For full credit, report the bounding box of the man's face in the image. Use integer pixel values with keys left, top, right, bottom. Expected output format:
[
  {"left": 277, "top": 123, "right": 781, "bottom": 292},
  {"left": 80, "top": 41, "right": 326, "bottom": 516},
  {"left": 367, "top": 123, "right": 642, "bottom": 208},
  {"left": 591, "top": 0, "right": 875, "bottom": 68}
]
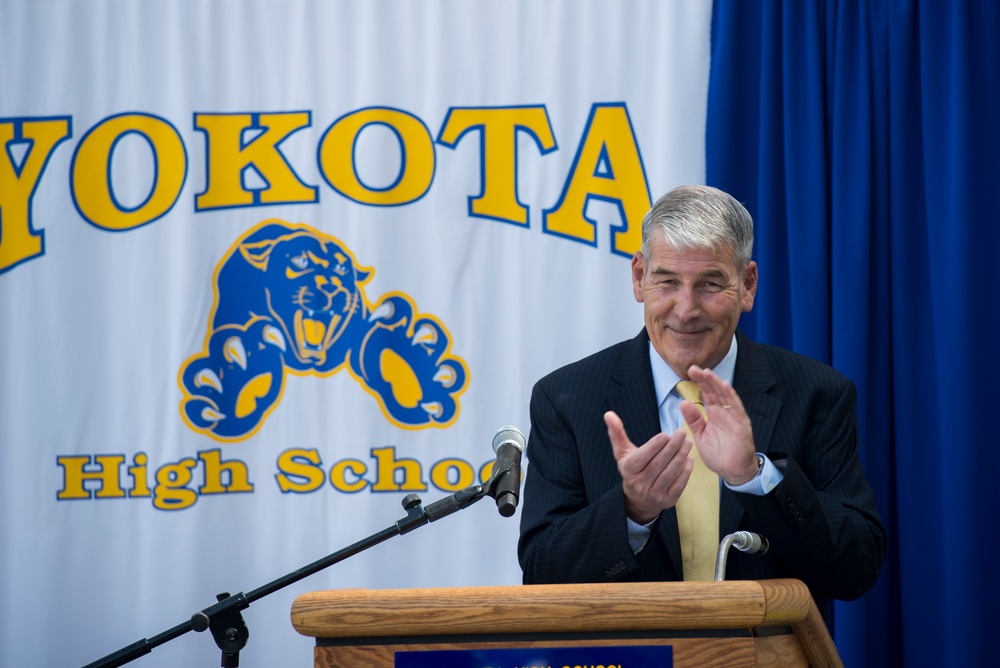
[{"left": 632, "top": 234, "right": 757, "bottom": 379}]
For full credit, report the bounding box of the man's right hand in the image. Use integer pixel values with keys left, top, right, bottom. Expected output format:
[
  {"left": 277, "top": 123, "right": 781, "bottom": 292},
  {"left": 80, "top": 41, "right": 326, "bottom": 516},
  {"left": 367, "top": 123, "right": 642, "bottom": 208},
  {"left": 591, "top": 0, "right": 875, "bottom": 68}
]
[{"left": 604, "top": 410, "right": 694, "bottom": 524}]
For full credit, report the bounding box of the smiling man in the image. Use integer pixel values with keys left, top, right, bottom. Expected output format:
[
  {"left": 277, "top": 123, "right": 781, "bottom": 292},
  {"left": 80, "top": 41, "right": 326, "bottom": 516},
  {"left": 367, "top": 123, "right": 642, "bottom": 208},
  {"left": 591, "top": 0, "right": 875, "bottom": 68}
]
[{"left": 517, "top": 185, "right": 885, "bottom": 620}]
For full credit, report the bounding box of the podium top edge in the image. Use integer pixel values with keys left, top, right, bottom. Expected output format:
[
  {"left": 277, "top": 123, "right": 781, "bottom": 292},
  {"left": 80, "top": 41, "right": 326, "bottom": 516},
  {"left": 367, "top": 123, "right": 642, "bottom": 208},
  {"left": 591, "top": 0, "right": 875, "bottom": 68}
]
[{"left": 290, "top": 579, "right": 812, "bottom": 639}]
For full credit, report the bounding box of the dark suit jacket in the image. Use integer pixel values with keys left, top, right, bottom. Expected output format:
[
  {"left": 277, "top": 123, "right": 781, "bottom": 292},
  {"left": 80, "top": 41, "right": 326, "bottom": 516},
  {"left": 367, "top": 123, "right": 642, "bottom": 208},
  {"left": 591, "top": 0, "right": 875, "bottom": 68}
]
[{"left": 518, "top": 328, "right": 886, "bottom": 611}]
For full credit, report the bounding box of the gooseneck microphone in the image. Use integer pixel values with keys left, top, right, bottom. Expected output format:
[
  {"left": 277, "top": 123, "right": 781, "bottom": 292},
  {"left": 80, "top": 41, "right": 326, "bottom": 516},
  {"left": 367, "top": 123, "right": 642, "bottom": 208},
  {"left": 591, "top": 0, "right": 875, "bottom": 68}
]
[
  {"left": 490, "top": 425, "right": 525, "bottom": 517},
  {"left": 731, "top": 530, "right": 769, "bottom": 555},
  {"left": 715, "top": 531, "right": 769, "bottom": 581}
]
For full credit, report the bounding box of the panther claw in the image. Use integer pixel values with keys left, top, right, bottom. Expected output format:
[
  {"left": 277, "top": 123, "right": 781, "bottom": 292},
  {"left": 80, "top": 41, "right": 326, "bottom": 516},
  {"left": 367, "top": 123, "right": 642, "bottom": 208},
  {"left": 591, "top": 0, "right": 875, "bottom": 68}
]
[
  {"left": 223, "top": 337, "right": 248, "bottom": 370},
  {"left": 200, "top": 406, "right": 226, "bottom": 423},
  {"left": 369, "top": 300, "right": 396, "bottom": 322},
  {"left": 194, "top": 369, "right": 223, "bottom": 393},
  {"left": 432, "top": 366, "right": 457, "bottom": 388},
  {"left": 412, "top": 323, "right": 438, "bottom": 346},
  {"left": 263, "top": 325, "right": 286, "bottom": 351},
  {"left": 420, "top": 401, "right": 444, "bottom": 418}
]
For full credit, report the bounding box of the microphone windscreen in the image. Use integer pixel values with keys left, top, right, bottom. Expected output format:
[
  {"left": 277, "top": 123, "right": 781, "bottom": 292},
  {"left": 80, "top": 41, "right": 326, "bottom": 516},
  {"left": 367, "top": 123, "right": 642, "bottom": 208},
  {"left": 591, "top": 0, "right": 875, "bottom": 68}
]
[{"left": 492, "top": 425, "right": 525, "bottom": 453}]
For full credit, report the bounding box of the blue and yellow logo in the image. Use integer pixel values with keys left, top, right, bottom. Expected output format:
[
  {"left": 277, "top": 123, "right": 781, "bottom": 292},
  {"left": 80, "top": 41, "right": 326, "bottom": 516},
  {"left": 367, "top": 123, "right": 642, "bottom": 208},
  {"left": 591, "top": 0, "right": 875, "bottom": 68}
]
[{"left": 179, "top": 220, "right": 468, "bottom": 440}]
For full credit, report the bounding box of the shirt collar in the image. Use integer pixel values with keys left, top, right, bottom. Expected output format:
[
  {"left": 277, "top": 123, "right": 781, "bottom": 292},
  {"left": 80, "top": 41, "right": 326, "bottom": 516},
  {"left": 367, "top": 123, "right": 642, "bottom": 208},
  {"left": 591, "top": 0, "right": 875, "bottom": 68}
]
[{"left": 649, "top": 334, "right": 739, "bottom": 407}]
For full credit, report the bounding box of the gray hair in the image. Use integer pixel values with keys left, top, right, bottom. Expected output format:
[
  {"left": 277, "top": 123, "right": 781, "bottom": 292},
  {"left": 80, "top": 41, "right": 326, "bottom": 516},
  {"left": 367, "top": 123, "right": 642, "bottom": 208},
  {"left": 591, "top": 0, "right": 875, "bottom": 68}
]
[{"left": 640, "top": 184, "right": 754, "bottom": 269}]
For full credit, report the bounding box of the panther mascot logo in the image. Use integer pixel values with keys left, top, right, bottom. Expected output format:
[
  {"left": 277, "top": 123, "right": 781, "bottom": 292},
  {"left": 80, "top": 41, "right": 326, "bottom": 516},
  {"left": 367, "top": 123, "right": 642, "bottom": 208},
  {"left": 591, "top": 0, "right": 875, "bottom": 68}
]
[{"left": 179, "top": 220, "right": 468, "bottom": 441}]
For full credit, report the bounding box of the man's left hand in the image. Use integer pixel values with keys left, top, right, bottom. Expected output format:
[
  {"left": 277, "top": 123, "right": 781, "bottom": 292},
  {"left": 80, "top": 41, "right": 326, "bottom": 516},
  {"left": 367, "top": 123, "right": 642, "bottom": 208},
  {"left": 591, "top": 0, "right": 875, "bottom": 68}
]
[{"left": 681, "top": 365, "right": 760, "bottom": 485}]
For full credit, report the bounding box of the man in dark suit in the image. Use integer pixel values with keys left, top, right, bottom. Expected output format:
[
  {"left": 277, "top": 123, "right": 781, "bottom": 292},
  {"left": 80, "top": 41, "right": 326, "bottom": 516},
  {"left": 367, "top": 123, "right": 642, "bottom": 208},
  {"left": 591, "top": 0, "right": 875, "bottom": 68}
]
[{"left": 518, "top": 185, "right": 885, "bottom": 614}]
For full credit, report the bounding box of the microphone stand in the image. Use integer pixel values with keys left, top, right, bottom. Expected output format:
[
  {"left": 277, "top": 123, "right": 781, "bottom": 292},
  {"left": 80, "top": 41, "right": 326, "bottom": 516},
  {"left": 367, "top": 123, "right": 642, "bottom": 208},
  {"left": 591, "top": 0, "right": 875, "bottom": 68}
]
[
  {"left": 82, "top": 477, "right": 503, "bottom": 668},
  {"left": 714, "top": 532, "right": 741, "bottom": 581}
]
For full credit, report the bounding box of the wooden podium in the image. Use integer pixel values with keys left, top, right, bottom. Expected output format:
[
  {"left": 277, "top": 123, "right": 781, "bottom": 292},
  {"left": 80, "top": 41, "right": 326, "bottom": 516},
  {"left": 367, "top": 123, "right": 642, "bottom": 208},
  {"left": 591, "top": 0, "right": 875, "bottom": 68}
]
[{"left": 291, "top": 578, "right": 842, "bottom": 667}]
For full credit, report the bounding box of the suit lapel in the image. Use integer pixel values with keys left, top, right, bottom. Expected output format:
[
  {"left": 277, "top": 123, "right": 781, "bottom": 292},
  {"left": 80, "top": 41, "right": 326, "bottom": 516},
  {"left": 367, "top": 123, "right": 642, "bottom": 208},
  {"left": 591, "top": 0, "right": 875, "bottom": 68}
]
[{"left": 607, "top": 330, "right": 661, "bottom": 445}]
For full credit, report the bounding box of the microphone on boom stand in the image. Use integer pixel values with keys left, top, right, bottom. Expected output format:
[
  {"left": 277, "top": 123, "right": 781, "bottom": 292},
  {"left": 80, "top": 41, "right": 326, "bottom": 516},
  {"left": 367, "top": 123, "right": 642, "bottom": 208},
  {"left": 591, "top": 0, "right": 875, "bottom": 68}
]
[{"left": 488, "top": 425, "right": 525, "bottom": 517}]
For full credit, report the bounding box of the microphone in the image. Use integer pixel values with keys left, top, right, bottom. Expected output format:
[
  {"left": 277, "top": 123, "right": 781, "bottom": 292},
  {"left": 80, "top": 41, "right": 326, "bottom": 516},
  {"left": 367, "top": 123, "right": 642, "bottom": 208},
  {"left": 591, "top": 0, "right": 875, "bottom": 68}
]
[
  {"left": 490, "top": 425, "right": 525, "bottom": 517},
  {"left": 714, "top": 531, "right": 769, "bottom": 581}
]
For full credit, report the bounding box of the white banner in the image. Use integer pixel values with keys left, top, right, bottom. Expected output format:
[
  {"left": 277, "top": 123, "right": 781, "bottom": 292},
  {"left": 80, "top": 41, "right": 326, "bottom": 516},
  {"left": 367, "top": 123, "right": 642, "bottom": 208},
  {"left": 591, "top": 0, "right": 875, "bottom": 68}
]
[{"left": 0, "top": 1, "right": 712, "bottom": 666}]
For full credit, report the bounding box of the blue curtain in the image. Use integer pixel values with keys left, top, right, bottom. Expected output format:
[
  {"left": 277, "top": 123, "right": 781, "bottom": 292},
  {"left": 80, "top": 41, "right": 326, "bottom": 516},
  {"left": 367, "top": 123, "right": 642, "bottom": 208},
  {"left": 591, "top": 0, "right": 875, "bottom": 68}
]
[{"left": 707, "top": 1, "right": 1000, "bottom": 665}]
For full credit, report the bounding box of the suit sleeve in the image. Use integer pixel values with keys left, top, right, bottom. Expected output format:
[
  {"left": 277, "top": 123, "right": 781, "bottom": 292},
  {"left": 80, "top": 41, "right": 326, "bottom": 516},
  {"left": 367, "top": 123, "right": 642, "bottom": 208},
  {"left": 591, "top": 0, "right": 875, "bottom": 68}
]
[
  {"left": 735, "top": 377, "right": 886, "bottom": 600},
  {"left": 517, "top": 380, "right": 645, "bottom": 584}
]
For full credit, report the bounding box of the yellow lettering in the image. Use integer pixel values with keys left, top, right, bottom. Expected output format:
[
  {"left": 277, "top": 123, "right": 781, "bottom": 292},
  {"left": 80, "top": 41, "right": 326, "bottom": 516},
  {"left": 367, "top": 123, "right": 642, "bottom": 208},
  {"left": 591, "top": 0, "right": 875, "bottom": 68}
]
[
  {"left": 0, "top": 117, "right": 71, "bottom": 274},
  {"left": 370, "top": 446, "right": 426, "bottom": 492},
  {"left": 429, "top": 458, "right": 476, "bottom": 492},
  {"left": 153, "top": 458, "right": 198, "bottom": 510},
  {"left": 56, "top": 454, "right": 126, "bottom": 499},
  {"left": 330, "top": 459, "right": 369, "bottom": 493},
  {"left": 59, "top": 450, "right": 506, "bottom": 506},
  {"left": 319, "top": 107, "right": 434, "bottom": 206},
  {"left": 128, "top": 452, "right": 151, "bottom": 498},
  {"left": 275, "top": 448, "right": 326, "bottom": 493},
  {"left": 71, "top": 113, "right": 186, "bottom": 231},
  {"left": 479, "top": 460, "right": 495, "bottom": 485},
  {"left": 437, "top": 106, "right": 556, "bottom": 225},
  {"left": 544, "top": 103, "right": 650, "bottom": 256},
  {"left": 198, "top": 449, "right": 254, "bottom": 494},
  {"left": 195, "top": 111, "right": 317, "bottom": 210}
]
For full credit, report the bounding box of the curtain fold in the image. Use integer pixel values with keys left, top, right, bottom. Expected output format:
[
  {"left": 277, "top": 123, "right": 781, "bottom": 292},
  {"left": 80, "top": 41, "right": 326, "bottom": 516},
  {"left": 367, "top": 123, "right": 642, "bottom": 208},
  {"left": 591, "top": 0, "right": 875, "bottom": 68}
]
[{"left": 707, "top": 1, "right": 999, "bottom": 665}]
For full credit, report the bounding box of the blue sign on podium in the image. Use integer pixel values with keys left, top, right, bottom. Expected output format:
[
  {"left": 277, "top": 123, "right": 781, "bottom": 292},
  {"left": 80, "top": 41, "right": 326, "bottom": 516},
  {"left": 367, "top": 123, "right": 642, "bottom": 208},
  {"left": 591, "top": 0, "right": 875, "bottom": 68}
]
[{"left": 395, "top": 645, "right": 673, "bottom": 667}]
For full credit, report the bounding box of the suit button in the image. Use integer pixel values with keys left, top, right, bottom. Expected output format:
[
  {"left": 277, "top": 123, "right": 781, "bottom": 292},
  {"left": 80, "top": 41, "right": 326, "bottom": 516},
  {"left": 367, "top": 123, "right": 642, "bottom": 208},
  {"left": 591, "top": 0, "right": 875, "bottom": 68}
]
[{"left": 604, "top": 560, "right": 626, "bottom": 579}]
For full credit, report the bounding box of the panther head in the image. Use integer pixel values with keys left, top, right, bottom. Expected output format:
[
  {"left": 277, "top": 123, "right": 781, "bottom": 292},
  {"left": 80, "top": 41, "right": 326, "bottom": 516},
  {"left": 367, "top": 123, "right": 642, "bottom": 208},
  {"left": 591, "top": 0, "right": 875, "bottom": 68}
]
[{"left": 236, "top": 229, "right": 372, "bottom": 367}]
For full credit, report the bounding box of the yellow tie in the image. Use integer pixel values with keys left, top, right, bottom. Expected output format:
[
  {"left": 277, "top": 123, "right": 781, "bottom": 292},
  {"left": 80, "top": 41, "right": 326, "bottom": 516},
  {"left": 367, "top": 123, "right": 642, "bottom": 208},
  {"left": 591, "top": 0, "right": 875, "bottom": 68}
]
[{"left": 673, "top": 380, "right": 720, "bottom": 581}]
